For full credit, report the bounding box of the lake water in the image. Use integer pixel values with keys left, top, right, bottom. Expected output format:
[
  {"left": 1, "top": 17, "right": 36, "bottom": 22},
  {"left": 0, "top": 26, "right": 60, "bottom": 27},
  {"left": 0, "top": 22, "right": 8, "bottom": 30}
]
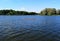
[{"left": 0, "top": 15, "right": 60, "bottom": 41}]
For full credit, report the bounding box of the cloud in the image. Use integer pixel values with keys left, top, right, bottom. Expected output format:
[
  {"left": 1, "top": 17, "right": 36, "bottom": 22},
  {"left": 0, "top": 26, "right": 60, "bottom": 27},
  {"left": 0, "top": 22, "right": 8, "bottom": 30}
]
[
  {"left": 17, "top": 7, "right": 39, "bottom": 12},
  {"left": 19, "top": 7, "right": 29, "bottom": 11},
  {"left": 20, "top": 7, "right": 26, "bottom": 11}
]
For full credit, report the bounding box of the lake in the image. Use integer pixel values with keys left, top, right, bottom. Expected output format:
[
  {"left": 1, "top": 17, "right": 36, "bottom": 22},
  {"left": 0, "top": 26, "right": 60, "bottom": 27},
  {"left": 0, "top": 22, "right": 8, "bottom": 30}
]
[{"left": 0, "top": 15, "right": 60, "bottom": 41}]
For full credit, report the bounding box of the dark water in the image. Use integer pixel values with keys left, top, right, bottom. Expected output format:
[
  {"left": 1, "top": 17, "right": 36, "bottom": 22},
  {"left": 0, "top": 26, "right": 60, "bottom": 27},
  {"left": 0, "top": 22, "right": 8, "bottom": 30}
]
[{"left": 0, "top": 15, "right": 60, "bottom": 41}]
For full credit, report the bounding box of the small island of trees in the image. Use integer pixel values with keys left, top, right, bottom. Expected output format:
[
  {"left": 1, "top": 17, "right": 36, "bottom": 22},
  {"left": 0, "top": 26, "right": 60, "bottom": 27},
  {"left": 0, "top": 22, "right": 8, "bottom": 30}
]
[
  {"left": 40, "top": 8, "right": 60, "bottom": 15},
  {"left": 0, "top": 8, "right": 60, "bottom": 15}
]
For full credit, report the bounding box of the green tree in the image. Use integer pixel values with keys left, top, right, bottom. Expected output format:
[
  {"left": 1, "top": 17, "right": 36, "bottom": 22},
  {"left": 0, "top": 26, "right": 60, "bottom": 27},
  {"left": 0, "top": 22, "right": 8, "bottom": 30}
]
[
  {"left": 29, "top": 12, "right": 38, "bottom": 15},
  {"left": 40, "top": 8, "right": 56, "bottom": 15},
  {"left": 40, "top": 8, "right": 47, "bottom": 15},
  {"left": 56, "top": 9, "right": 60, "bottom": 15}
]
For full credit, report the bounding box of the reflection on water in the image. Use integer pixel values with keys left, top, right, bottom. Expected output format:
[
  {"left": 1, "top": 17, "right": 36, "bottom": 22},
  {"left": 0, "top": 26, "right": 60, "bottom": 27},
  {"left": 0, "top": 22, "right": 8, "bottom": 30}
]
[{"left": 0, "top": 16, "right": 60, "bottom": 41}]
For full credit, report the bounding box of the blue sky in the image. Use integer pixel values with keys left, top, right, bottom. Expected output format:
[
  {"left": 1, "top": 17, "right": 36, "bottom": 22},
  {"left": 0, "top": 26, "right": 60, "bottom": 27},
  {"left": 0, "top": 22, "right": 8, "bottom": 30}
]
[{"left": 0, "top": 0, "right": 60, "bottom": 12}]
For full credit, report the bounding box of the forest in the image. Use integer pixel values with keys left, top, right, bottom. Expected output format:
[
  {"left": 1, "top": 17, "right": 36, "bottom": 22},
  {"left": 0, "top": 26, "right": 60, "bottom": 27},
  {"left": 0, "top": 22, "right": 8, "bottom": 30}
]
[
  {"left": 40, "top": 8, "right": 60, "bottom": 15},
  {"left": 0, "top": 9, "right": 37, "bottom": 15},
  {"left": 0, "top": 8, "right": 60, "bottom": 15}
]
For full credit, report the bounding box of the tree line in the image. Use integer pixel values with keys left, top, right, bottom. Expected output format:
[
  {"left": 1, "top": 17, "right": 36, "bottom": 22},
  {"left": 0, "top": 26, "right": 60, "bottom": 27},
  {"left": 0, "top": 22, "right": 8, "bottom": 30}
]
[
  {"left": 0, "top": 8, "right": 60, "bottom": 15},
  {"left": 40, "top": 8, "right": 60, "bottom": 15},
  {"left": 0, "top": 9, "right": 38, "bottom": 15}
]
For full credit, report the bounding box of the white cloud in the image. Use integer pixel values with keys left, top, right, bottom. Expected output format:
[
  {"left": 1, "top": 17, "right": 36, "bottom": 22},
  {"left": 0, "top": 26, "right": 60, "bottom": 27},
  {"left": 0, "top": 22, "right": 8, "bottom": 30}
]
[
  {"left": 17, "top": 7, "right": 39, "bottom": 13},
  {"left": 20, "top": 7, "right": 26, "bottom": 11}
]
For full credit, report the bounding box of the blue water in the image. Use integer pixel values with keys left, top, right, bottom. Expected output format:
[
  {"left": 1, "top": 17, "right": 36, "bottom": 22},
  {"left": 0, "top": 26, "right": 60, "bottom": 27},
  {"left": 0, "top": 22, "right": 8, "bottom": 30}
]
[{"left": 0, "top": 16, "right": 60, "bottom": 41}]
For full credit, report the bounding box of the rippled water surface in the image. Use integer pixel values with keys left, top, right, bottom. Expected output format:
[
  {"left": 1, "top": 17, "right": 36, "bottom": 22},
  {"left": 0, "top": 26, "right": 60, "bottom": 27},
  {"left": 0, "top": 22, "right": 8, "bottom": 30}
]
[{"left": 0, "top": 16, "right": 60, "bottom": 41}]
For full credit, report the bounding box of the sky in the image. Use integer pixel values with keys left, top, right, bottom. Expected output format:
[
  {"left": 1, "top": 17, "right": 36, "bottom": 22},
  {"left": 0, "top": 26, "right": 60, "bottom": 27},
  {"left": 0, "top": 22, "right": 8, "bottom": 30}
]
[{"left": 0, "top": 0, "right": 60, "bottom": 12}]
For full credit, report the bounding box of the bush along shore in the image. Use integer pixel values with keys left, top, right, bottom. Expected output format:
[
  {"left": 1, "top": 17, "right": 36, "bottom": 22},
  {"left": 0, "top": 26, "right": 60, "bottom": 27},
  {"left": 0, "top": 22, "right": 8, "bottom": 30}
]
[{"left": 0, "top": 8, "right": 60, "bottom": 15}]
